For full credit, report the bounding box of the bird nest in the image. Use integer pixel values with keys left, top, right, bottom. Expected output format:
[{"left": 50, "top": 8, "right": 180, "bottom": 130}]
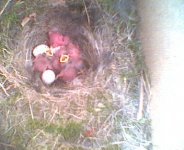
[
  {"left": 15, "top": 5, "right": 101, "bottom": 94},
  {"left": 12, "top": 1, "right": 115, "bottom": 121}
]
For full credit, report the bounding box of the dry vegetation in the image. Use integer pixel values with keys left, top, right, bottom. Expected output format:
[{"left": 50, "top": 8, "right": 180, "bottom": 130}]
[{"left": 0, "top": 0, "right": 151, "bottom": 150}]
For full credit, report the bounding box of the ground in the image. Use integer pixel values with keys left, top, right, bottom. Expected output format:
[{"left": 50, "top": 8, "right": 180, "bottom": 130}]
[{"left": 0, "top": 0, "right": 151, "bottom": 150}]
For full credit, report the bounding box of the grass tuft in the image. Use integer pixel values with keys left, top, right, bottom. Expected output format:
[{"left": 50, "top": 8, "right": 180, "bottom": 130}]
[
  {"left": 27, "top": 118, "right": 82, "bottom": 142},
  {"left": 102, "top": 144, "right": 120, "bottom": 150},
  {"left": 62, "top": 121, "right": 82, "bottom": 142}
]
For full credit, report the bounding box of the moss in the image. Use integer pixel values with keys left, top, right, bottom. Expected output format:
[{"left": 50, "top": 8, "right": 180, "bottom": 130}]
[
  {"left": 102, "top": 144, "right": 120, "bottom": 150},
  {"left": 26, "top": 118, "right": 82, "bottom": 142},
  {"left": 26, "top": 118, "right": 62, "bottom": 135},
  {"left": 0, "top": 90, "right": 22, "bottom": 109},
  {"left": 3, "top": 11, "right": 18, "bottom": 25},
  {"left": 26, "top": 118, "right": 46, "bottom": 130},
  {"left": 3, "top": 126, "right": 27, "bottom": 150},
  {"left": 0, "top": 1, "right": 19, "bottom": 28},
  {"left": 45, "top": 123, "right": 63, "bottom": 134},
  {"left": 68, "top": 147, "right": 84, "bottom": 150},
  {"left": 62, "top": 121, "right": 82, "bottom": 142}
]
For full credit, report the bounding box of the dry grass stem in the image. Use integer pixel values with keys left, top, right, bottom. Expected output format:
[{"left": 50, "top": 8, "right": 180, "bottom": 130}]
[
  {"left": 0, "top": 0, "right": 12, "bottom": 17},
  {"left": 82, "top": 0, "right": 91, "bottom": 26},
  {"left": 0, "top": 82, "right": 10, "bottom": 96},
  {"left": 137, "top": 75, "right": 144, "bottom": 120}
]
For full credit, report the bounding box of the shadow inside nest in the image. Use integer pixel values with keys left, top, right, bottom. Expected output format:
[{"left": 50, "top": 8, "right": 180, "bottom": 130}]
[{"left": 14, "top": 3, "right": 109, "bottom": 95}]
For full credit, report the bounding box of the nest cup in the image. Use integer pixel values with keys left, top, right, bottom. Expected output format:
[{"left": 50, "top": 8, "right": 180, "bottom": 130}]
[{"left": 15, "top": 4, "right": 102, "bottom": 93}]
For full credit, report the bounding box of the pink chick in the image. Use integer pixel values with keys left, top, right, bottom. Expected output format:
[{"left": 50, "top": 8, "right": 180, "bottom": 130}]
[
  {"left": 51, "top": 56, "right": 63, "bottom": 73},
  {"left": 67, "top": 43, "right": 81, "bottom": 62},
  {"left": 54, "top": 46, "right": 67, "bottom": 57},
  {"left": 48, "top": 31, "right": 70, "bottom": 47},
  {"left": 63, "top": 36, "right": 70, "bottom": 45},
  {"left": 67, "top": 43, "right": 84, "bottom": 71},
  {"left": 56, "top": 65, "right": 77, "bottom": 82},
  {"left": 51, "top": 47, "right": 67, "bottom": 72},
  {"left": 33, "top": 55, "right": 52, "bottom": 72}
]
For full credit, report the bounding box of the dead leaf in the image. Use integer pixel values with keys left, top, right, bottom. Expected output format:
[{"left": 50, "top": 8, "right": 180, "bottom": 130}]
[
  {"left": 21, "top": 16, "right": 30, "bottom": 27},
  {"left": 21, "top": 13, "right": 36, "bottom": 27}
]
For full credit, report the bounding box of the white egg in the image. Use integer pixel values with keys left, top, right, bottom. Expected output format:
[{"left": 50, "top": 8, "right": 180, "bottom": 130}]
[
  {"left": 41, "top": 70, "right": 56, "bottom": 85},
  {"left": 33, "top": 44, "right": 49, "bottom": 57}
]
